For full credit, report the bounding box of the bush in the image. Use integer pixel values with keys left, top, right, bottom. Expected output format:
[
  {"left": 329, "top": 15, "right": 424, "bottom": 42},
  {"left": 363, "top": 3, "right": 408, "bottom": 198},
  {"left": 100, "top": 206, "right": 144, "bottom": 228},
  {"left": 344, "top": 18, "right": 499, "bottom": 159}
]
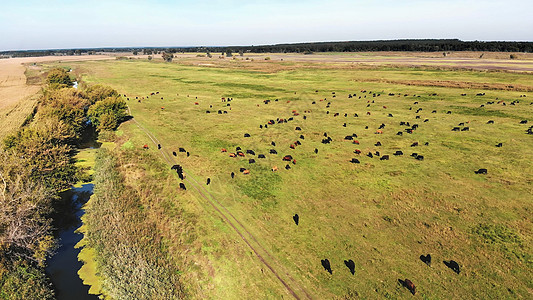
[
  {"left": 264, "top": 57, "right": 271, "bottom": 60},
  {"left": 83, "top": 84, "right": 119, "bottom": 104}
]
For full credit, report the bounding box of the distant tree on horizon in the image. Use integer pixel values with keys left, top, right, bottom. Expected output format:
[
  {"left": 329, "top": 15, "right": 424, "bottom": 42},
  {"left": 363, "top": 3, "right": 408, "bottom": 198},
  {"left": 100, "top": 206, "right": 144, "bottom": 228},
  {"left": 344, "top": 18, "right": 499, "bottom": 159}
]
[{"left": 162, "top": 52, "right": 173, "bottom": 62}]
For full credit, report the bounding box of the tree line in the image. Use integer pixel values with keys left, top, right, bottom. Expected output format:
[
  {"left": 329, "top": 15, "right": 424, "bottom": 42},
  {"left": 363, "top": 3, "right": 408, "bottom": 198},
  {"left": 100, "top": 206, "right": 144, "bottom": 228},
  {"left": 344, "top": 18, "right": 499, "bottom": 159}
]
[
  {"left": 0, "top": 68, "right": 127, "bottom": 299},
  {"left": 2, "top": 39, "right": 532, "bottom": 58}
]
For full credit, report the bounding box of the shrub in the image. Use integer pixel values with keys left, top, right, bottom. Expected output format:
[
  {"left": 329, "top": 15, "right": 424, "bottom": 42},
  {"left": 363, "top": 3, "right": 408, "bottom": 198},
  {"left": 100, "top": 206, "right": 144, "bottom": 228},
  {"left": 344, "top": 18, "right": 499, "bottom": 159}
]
[
  {"left": 264, "top": 57, "right": 271, "bottom": 60},
  {"left": 87, "top": 96, "right": 128, "bottom": 131},
  {"left": 46, "top": 68, "right": 72, "bottom": 88}
]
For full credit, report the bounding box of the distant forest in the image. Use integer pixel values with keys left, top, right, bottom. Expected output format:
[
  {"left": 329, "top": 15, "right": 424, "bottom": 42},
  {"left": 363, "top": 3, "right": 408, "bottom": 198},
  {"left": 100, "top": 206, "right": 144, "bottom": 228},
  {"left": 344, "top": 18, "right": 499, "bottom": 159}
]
[{"left": 2, "top": 39, "right": 532, "bottom": 57}]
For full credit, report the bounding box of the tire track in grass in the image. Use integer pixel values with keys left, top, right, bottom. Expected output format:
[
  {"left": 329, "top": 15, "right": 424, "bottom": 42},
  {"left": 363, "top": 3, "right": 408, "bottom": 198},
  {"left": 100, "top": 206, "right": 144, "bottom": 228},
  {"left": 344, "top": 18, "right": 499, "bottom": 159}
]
[{"left": 127, "top": 112, "right": 312, "bottom": 299}]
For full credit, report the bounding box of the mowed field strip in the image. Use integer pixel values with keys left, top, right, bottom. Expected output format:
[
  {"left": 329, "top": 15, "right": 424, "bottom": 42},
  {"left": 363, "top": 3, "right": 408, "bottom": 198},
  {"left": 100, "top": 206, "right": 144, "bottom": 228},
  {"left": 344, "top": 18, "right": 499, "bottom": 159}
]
[{"left": 63, "top": 55, "right": 532, "bottom": 298}]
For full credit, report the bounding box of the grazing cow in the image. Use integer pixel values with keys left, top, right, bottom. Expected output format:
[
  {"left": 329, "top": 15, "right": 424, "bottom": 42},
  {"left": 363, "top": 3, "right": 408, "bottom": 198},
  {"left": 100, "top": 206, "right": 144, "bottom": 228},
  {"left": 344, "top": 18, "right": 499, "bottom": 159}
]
[
  {"left": 520, "top": 120, "right": 528, "bottom": 124},
  {"left": 259, "top": 125, "right": 263, "bottom": 129},
  {"left": 221, "top": 148, "right": 227, "bottom": 153},
  {"left": 415, "top": 155, "right": 424, "bottom": 161},
  {"left": 295, "top": 126, "right": 302, "bottom": 131},
  {"left": 344, "top": 259, "right": 356, "bottom": 275},
  {"left": 461, "top": 127, "right": 469, "bottom": 131},
  {"left": 388, "top": 113, "right": 394, "bottom": 117},
  {"left": 475, "top": 168, "right": 488, "bottom": 174},
  {"left": 156, "top": 144, "right": 161, "bottom": 149},
  {"left": 237, "top": 151, "right": 245, "bottom": 157},
  {"left": 447, "top": 111, "right": 452, "bottom": 114},
  {"left": 424, "top": 119, "right": 429, "bottom": 122},
  {"left": 343, "top": 123, "right": 347, "bottom": 127},
  {"left": 420, "top": 254, "right": 431, "bottom": 266},
  {"left": 229, "top": 153, "right": 236, "bottom": 158},
  {"left": 285, "top": 164, "right": 291, "bottom": 170},
  {"left": 405, "top": 128, "right": 413, "bottom": 134},
  {"left": 283, "top": 155, "right": 293, "bottom": 161},
  {"left": 411, "top": 152, "right": 418, "bottom": 157},
  {"left": 344, "top": 135, "right": 353, "bottom": 140},
  {"left": 321, "top": 259, "right": 332, "bottom": 274},
  {"left": 249, "top": 159, "right": 255, "bottom": 164},
  {"left": 143, "top": 144, "right": 149, "bottom": 149},
  {"left": 452, "top": 127, "right": 460, "bottom": 131},
  {"left": 367, "top": 112, "right": 371, "bottom": 115},
  {"left": 350, "top": 158, "right": 360, "bottom": 164},
  {"left": 231, "top": 172, "right": 235, "bottom": 178},
  {"left": 293, "top": 214, "right": 299, "bottom": 225},
  {"left": 380, "top": 155, "right": 389, "bottom": 161},
  {"left": 496, "top": 143, "right": 502, "bottom": 147},
  {"left": 424, "top": 142, "right": 429, "bottom": 146},
  {"left": 187, "top": 152, "right": 190, "bottom": 157},
  {"left": 432, "top": 110, "right": 437, "bottom": 113},
  {"left": 243, "top": 170, "right": 250, "bottom": 175},
  {"left": 397, "top": 131, "right": 403, "bottom": 136},
  {"left": 290, "top": 144, "right": 296, "bottom": 149},
  {"left": 206, "top": 178, "right": 211, "bottom": 185},
  {"left": 375, "top": 130, "right": 383, "bottom": 134},
  {"left": 179, "top": 147, "right": 186, "bottom": 152},
  {"left": 375, "top": 141, "right": 382, "bottom": 146},
  {"left": 487, "top": 120, "right": 494, "bottom": 124},
  {"left": 416, "top": 115, "right": 420, "bottom": 119},
  {"left": 411, "top": 142, "right": 419, "bottom": 147},
  {"left": 299, "top": 135, "right": 305, "bottom": 140},
  {"left": 179, "top": 183, "right": 186, "bottom": 190},
  {"left": 444, "top": 260, "right": 461, "bottom": 274},
  {"left": 399, "top": 279, "right": 416, "bottom": 295},
  {"left": 258, "top": 154, "right": 266, "bottom": 158},
  {"left": 296, "top": 140, "right": 302, "bottom": 146},
  {"left": 367, "top": 152, "right": 373, "bottom": 158},
  {"left": 354, "top": 113, "right": 359, "bottom": 117},
  {"left": 239, "top": 167, "right": 247, "bottom": 173},
  {"left": 379, "top": 123, "right": 386, "bottom": 129},
  {"left": 394, "top": 151, "right": 403, "bottom": 156},
  {"left": 246, "top": 150, "right": 256, "bottom": 155},
  {"left": 354, "top": 149, "right": 361, "bottom": 154},
  {"left": 244, "top": 133, "right": 251, "bottom": 137},
  {"left": 271, "top": 141, "right": 276, "bottom": 146},
  {"left": 353, "top": 140, "right": 360, "bottom": 145},
  {"left": 270, "top": 149, "right": 278, "bottom": 154}
]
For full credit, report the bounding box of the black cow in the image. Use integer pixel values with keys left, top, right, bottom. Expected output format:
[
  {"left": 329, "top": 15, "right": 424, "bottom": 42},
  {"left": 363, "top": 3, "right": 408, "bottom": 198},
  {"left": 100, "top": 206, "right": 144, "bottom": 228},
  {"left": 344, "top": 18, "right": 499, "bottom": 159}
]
[
  {"left": 344, "top": 135, "right": 353, "bottom": 140},
  {"left": 244, "top": 133, "right": 251, "bottom": 137},
  {"left": 475, "top": 168, "right": 488, "bottom": 174},
  {"left": 179, "top": 147, "right": 186, "bottom": 152},
  {"left": 487, "top": 120, "right": 494, "bottom": 124},
  {"left": 300, "top": 135, "right": 305, "bottom": 139},
  {"left": 321, "top": 259, "right": 332, "bottom": 274},
  {"left": 519, "top": 120, "right": 527, "bottom": 124},
  {"left": 172, "top": 151, "right": 177, "bottom": 156},
  {"left": 399, "top": 279, "right": 416, "bottom": 295},
  {"left": 249, "top": 159, "right": 255, "bottom": 164},
  {"left": 496, "top": 142, "right": 503, "bottom": 147},
  {"left": 447, "top": 111, "right": 452, "bottom": 114},
  {"left": 367, "top": 152, "right": 373, "bottom": 158},
  {"left": 411, "top": 142, "right": 418, "bottom": 147},
  {"left": 375, "top": 141, "right": 382, "bottom": 146},
  {"left": 420, "top": 254, "right": 431, "bottom": 266},
  {"left": 388, "top": 113, "right": 394, "bottom": 117},
  {"left": 258, "top": 154, "right": 266, "bottom": 158},
  {"left": 344, "top": 259, "right": 355, "bottom": 275},
  {"left": 314, "top": 148, "right": 318, "bottom": 154},
  {"left": 350, "top": 158, "right": 360, "bottom": 164},
  {"left": 270, "top": 149, "right": 278, "bottom": 154},
  {"left": 424, "top": 142, "right": 429, "bottom": 146},
  {"left": 374, "top": 151, "right": 380, "bottom": 156},
  {"left": 282, "top": 155, "right": 293, "bottom": 161},
  {"left": 186, "top": 152, "right": 190, "bottom": 157},
  {"left": 444, "top": 260, "right": 461, "bottom": 274},
  {"left": 397, "top": 131, "right": 403, "bottom": 136},
  {"left": 271, "top": 141, "right": 276, "bottom": 146},
  {"left": 295, "top": 127, "right": 302, "bottom": 131},
  {"left": 239, "top": 168, "right": 246, "bottom": 172},
  {"left": 246, "top": 150, "right": 256, "bottom": 155},
  {"left": 179, "top": 183, "right": 186, "bottom": 190},
  {"left": 231, "top": 172, "right": 235, "bottom": 178},
  {"left": 394, "top": 151, "right": 403, "bottom": 156},
  {"left": 206, "top": 178, "right": 211, "bottom": 185},
  {"left": 415, "top": 155, "right": 424, "bottom": 161},
  {"left": 157, "top": 144, "right": 161, "bottom": 149},
  {"left": 380, "top": 155, "right": 389, "bottom": 161},
  {"left": 285, "top": 164, "right": 291, "bottom": 170},
  {"left": 293, "top": 214, "right": 299, "bottom": 225},
  {"left": 452, "top": 127, "right": 460, "bottom": 131},
  {"left": 461, "top": 127, "right": 469, "bottom": 131}
]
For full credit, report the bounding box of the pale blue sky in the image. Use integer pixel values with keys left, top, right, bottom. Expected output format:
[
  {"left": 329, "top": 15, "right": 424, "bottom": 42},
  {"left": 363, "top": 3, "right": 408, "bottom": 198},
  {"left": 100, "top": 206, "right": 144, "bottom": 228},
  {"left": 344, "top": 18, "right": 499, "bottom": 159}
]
[{"left": 1, "top": 0, "right": 531, "bottom": 51}]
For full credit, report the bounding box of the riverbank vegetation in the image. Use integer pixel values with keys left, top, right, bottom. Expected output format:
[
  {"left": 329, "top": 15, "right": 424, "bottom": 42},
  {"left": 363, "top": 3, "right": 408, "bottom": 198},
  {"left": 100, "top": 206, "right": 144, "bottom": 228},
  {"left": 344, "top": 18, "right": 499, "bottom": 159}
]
[{"left": 0, "top": 67, "right": 128, "bottom": 299}]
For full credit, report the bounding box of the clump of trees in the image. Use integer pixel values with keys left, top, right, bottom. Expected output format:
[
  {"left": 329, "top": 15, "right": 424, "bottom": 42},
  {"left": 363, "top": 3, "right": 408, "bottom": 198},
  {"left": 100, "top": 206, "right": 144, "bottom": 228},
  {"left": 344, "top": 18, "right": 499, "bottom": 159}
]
[
  {"left": 162, "top": 52, "right": 173, "bottom": 62},
  {"left": 87, "top": 96, "right": 128, "bottom": 131},
  {"left": 46, "top": 68, "right": 73, "bottom": 89}
]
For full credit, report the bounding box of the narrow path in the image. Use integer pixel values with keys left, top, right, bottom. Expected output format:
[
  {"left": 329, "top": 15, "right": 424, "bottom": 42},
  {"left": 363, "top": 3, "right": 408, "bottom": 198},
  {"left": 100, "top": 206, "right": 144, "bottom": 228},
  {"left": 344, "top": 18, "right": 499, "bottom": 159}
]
[{"left": 127, "top": 110, "right": 312, "bottom": 299}]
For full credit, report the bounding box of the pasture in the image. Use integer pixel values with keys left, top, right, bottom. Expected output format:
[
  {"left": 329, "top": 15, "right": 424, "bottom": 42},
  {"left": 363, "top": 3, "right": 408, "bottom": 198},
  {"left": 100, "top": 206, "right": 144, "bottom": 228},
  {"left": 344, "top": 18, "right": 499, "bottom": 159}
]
[{"left": 61, "top": 55, "right": 531, "bottom": 299}]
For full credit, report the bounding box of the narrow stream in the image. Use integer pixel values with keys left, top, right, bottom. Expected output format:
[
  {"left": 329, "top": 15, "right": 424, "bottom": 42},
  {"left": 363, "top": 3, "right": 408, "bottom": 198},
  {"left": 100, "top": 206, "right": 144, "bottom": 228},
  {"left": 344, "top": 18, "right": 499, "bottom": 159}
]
[{"left": 46, "top": 183, "right": 99, "bottom": 300}]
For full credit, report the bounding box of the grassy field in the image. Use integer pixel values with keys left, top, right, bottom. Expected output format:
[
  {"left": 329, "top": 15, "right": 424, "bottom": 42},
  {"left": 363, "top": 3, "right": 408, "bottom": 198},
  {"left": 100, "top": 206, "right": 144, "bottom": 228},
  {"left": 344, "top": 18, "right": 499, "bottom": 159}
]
[{"left": 58, "top": 56, "right": 532, "bottom": 299}]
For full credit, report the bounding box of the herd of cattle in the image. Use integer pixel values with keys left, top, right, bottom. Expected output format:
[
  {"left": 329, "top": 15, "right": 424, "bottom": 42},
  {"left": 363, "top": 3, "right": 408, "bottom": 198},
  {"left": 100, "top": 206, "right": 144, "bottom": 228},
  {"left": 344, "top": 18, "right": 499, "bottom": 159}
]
[{"left": 131, "top": 87, "right": 530, "bottom": 296}]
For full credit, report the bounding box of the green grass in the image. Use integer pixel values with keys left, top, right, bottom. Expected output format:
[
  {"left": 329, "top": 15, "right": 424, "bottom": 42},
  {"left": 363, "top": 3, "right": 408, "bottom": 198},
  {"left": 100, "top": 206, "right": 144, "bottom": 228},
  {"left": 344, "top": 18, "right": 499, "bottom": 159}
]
[{"left": 64, "top": 58, "right": 533, "bottom": 299}]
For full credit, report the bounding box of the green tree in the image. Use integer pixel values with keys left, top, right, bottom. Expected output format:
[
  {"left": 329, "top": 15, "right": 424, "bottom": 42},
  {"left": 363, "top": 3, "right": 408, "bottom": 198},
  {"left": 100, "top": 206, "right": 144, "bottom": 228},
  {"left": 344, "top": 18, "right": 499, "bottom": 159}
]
[
  {"left": 87, "top": 96, "right": 128, "bottom": 131},
  {"left": 46, "top": 68, "right": 72, "bottom": 88},
  {"left": 83, "top": 84, "right": 119, "bottom": 104}
]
